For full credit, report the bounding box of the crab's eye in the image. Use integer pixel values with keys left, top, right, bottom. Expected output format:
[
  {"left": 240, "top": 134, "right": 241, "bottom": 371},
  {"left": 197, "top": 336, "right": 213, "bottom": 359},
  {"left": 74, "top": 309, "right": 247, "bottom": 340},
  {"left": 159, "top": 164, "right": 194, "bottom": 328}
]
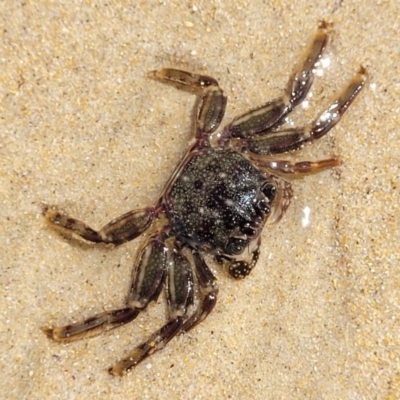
[
  {"left": 261, "top": 182, "right": 277, "bottom": 202},
  {"left": 226, "top": 237, "right": 246, "bottom": 255}
]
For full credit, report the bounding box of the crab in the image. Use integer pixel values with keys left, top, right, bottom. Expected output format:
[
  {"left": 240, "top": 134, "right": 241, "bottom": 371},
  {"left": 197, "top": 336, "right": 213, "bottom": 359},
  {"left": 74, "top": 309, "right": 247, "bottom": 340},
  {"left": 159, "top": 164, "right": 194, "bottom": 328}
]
[{"left": 42, "top": 22, "right": 366, "bottom": 376}]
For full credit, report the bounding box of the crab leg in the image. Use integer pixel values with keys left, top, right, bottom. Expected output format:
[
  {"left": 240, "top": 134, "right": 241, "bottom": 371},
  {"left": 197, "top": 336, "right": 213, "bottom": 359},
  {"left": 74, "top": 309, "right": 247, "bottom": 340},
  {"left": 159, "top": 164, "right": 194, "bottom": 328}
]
[
  {"left": 181, "top": 252, "right": 219, "bottom": 332},
  {"left": 42, "top": 234, "right": 168, "bottom": 342},
  {"left": 42, "top": 308, "right": 140, "bottom": 342},
  {"left": 44, "top": 206, "right": 155, "bottom": 245},
  {"left": 288, "top": 20, "right": 331, "bottom": 107},
  {"left": 241, "top": 67, "right": 367, "bottom": 155},
  {"left": 255, "top": 158, "right": 340, "bottom": 176},
  {"left": 109, "top": 317, "right": 184, "bottom": 376},
  {"left": 109, "top": 244, "right": 194, "bottom": 375},
  {"left": 220, "top": 22, "right": 330, "bottom": 143},
  {"left": 149, "top": 68, "right": 227, "bottom": 138}
]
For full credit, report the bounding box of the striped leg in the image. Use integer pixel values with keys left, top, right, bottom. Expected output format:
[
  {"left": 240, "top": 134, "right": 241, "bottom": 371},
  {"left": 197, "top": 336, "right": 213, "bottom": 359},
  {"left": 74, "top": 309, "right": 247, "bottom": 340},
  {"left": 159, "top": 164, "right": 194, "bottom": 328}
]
[
  {"left": 43, "top": 234, "right": 168, "bottom": 342},
  {"left": 149, "top": 68, "right": 227, "bottom": 140},
  {"left": 109, "top": 244, "right": 194, "bottom": 375}
]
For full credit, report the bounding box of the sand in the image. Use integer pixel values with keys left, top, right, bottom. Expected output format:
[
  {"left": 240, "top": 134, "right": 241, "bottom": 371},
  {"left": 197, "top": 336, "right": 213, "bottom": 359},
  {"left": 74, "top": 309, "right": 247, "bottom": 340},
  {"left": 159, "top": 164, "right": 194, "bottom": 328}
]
[{"left": 1, "top": 1, "right": 399, "bottom": 399}]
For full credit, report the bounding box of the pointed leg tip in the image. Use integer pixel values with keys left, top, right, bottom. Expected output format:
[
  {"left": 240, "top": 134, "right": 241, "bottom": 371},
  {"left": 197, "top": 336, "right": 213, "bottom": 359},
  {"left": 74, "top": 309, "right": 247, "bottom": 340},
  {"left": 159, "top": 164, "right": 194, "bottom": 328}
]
[
  {"left": 318, "top": 20, "right": 333, "bottom": 31},
  {"left": 333, "top": 157, "right": 342, "bottom": 167},
  {"left": 147, "top": 70, "right": 158, "bottom": 79},
  {"left": 358, "top": 65, "right": 368, "bottom": 78},
  {"left": 41, "top": 204, "right": 65, "bottom": 225},
  {"left": 40, "top": 203, "right": 50, "bottom": 215},
  {"left": 108, "top": 358, "right": 137, "bottom": 376},
  {"left": 43, "top": 208, "right": 59, "bottom": 222},
  {"left": 147, "top": 69, "right": 167, "bottom": 80},
  {"left": 41, "top": 204, "right": 61, "bottom": 221},
  {"left": 41, "top": 326, "right": 55, "bottom": 339},
  {"left": 108, "top": 366, "right": 124, "bottom": 376},
  {"left": 42, "top": 325, "right": 74, "bottom": 342}
]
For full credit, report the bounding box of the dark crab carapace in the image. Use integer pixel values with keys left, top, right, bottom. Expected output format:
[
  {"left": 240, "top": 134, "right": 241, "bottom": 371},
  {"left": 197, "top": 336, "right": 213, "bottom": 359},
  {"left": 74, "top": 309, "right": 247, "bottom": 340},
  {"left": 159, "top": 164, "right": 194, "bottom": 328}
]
[{"left": 43, "top": 22, "right": 366, "bottom": 375}]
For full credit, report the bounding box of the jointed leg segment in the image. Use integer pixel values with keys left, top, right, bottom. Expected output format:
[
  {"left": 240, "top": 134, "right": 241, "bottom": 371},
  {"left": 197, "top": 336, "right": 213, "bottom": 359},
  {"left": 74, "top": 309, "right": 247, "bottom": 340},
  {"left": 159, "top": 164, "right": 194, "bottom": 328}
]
[
  {"left": 244, "top": 66, "right": 366, "bottom": 173},
  {"left": 220, "top": 22, "right": 366, "bottom": 159},
  {"left": 220, "top": 22, "right": 331, "bottom": 144},
  {"left": 109, "top": 244, "right": 197, "bottom": 375},
  {"left": 44, "top": 206, "right": 155, "bottom": 245},
  {"left": 287, "top": 20, "right": 330, "bottom": 107},
  {"left": 43, "top": 233, "right": 168, "bottom": 343},
  {"left": 255, "top": 157, "right": 341, "bottom": 175},
  {"left": 42, "top": 307, "right": 140, "bottom": 342},
  {"left": 44, "top": 232, "right": 219, "bottom": 375},
  {"left": 181, "top": 251, "right": 219, "bottom": 332},
  {"left": 149, "top": 68, "right": 227, "bottom": 139}
]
